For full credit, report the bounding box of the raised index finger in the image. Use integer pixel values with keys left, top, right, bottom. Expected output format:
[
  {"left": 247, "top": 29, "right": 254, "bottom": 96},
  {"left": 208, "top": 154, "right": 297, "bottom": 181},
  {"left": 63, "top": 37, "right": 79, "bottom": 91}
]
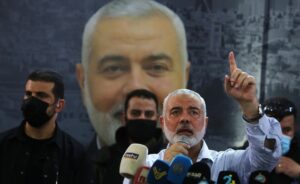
[{"left": 229, "top": 51, "right": 237, "bottom": 74}]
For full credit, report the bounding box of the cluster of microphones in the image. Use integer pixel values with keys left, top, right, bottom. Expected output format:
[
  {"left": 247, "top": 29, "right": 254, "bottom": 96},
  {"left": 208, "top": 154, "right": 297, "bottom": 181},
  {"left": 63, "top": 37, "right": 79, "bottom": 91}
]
[{"left": 120, "top": 144, "right": 270, "bottom": 184}]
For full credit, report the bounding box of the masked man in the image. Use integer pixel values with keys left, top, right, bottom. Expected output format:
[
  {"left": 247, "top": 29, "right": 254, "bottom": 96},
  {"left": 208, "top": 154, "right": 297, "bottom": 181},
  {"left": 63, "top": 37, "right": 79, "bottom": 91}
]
[
  {"left": 263, "top": 97, "right": 300, "bottom": 183},
  {"left": 91, "top": 89, "right": 165, "bottom": 184},
  {"left": 0, "top": 70, "right": 91, "bottom": 184}
]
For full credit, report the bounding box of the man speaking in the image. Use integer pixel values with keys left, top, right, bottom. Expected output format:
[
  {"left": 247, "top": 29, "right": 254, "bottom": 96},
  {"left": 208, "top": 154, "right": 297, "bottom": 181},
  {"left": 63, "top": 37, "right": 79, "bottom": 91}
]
[{"left": 124, "top": 52, "right": 282, "bottom": 183}]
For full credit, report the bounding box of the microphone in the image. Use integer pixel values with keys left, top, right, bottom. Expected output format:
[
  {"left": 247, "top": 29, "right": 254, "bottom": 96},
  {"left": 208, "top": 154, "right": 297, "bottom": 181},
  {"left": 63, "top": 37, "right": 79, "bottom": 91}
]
[
  {"left": 217, "top": 171, "right": 240, "bottom": 184},
  {"left": 133, "top": 166, "right": 150, "bottom": 184},
  {"left": 249, "top": 170, "right": 270, "bottom": 184},
  {"left": 174, "top": 135, "right": 192, "bottom": 147},
  {"left": 167, "top": 155, "right": 192, "bottom": 184},
  {"left": 119, "top": 143, "right": 148, "bottom": 179},
  {"left": 183, "top": 161, "right": 211, "bottom": 184},
  {"left": 147, "top": 159, "right": 170, "bottom": 184}
]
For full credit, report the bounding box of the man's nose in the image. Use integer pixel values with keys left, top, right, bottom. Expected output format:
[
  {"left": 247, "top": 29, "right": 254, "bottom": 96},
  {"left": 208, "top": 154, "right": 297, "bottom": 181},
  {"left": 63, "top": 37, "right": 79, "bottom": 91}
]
[
  {"left": 179, "top": 119, "right": 190, "bottom": 125},
  {"left": 122, "top": 67, "right": 149, "bottom": 95},
  {"left": 138, "top": 113, "right": 147, "bottom": 119},
  {"left": 179, "top": 111, "right": 191, "bottom": 124}
]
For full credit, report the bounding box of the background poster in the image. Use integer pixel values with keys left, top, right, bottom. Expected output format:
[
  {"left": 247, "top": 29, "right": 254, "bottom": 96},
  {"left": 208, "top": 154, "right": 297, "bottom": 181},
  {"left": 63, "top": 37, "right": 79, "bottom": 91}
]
[{"left": 1, "top": 0, "right": 299, "bottom": 150}]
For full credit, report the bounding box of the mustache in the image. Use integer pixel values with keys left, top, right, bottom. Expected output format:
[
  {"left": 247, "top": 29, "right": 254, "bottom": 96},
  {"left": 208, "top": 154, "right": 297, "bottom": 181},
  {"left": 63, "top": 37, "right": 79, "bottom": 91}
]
[{"left": 175, "top": 124, "right": 194, "bottom": 134}]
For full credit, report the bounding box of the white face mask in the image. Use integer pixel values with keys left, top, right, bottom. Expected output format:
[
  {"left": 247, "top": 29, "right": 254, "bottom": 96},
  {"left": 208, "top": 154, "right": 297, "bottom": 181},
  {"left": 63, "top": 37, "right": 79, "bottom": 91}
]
[
  {"left": 281, "top": 134, "right": 292, "bottom": 155},
  {"left": 163, "top": 122, "right": 206, "bottom": 147}
]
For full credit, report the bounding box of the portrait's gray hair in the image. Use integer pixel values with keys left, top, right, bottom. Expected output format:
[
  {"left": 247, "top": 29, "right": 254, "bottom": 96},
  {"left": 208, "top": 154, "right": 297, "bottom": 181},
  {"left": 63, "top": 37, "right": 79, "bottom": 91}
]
[
  {"left": 81, "top": 0, "right": 188, "bottom": 71},
  {"left": 162, "top": 89, "right": 207, "bottom": 117}
]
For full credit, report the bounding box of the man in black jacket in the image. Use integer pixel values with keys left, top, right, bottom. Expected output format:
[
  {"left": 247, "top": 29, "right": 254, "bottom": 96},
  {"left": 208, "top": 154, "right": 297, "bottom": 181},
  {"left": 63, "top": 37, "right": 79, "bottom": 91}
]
[
  {"left": 0, "top": 70, "right": 92, "bottom": 184},
  {"left": 90, "top": 89, "right": 165, "bottom": 184}
]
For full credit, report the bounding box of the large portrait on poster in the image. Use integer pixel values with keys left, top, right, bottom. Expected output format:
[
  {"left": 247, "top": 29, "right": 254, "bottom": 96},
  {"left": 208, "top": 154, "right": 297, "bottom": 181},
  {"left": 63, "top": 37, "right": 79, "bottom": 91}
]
[{"left": 0, "top": 0, "right": 299, "bottom": 150}]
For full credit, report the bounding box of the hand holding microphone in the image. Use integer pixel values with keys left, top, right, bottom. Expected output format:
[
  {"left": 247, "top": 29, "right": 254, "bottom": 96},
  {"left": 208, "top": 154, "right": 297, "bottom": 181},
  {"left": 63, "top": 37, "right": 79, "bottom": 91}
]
[{"left": 164, "top": 136, "right": 191, "bottom": 163}]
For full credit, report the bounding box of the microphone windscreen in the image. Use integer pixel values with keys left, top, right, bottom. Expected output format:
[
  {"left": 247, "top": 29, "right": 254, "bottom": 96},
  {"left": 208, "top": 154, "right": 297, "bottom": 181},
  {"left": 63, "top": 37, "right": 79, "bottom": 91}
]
[
  {"left": 249, "top": 170, "right": 270, "bottom": 184},
  {"left": 174, "top": 135, "right": 191, "bottom": 147},
  {"left": 119, "top": 143, "right": 148, "bottom": 179},
  {"left": 167, "top": 155, "right": 192, "bottom": 184},
  {"left": 183, "top": 161, "right": 211, "bottom": 184},
  {"left": 147, "top": 159, "right": 170, "bottom": 184},
  {"left": 133, "top": 166, "right": 150, "bottom": 184},
  {"left": 217, "top": 171, "right": 240, "bottom": 184}
]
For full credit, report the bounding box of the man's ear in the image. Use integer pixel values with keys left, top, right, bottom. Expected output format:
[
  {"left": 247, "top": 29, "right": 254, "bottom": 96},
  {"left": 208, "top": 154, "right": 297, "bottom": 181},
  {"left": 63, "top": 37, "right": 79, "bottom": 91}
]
[
  {"left": 55, "top": 99, "right": 65, "bottom": 113},
  {"left": 159, "top": 116, "right": 164, "bottom": 129},
  {"left": 76, "top": 63, "right": 85, "bottom": 91},
  {"left": 205, "top": 117, "right": 208, "bottom": 129},
  {"left": 76, "top": 64, "right": 87, "bottom": 106}
]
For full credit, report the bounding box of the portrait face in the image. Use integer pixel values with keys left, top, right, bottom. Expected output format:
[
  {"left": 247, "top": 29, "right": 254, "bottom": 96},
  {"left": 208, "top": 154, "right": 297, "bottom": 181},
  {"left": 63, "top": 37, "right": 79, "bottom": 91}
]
[
  {"left": 77, "top": 15, "right": 190, "bottom": 145},
  {"left": 126, "top": 97, "right": 158, "bottom": 121},
  {"left": 280, "top": 115, "right": 296, "bottom": 138},
  {"left": 160, "top": 94, "right": 208, "bottom": 147}
]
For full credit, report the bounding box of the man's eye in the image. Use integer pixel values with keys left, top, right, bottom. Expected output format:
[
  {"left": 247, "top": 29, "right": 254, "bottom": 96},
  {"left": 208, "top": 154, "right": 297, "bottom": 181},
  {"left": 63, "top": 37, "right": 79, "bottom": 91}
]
[
  {"left": 282, "top": 127, "right": 292, "bottom": 133},
  {"left": 170, "top": 110, "right": 180, "bottom": 116},
  {"left": 145, "top": 111, "right": 155, "bottom": 118},
  {"left": 37, "top": 94, "right": 48, "bottom": 99},
  {"left": 152, "top": 64, "right": 168, "bottom": 71},
  {"left": 102, "top": 65, "right": 125, "bottom": 73},
  {"left": 190, "top": 110, "right": 200, "bottom": 117},
  {"left": 143, "top": 63, "right": 170, "bottom": 76},
  {"left": 99, "top": 65, "right": 129, "bottom": 78},
  {"left": 131, "top": 110, "right": 141, "bottom": 117},
  {"left": 189, "top": 110, "right": 201, "bottom": 117}
]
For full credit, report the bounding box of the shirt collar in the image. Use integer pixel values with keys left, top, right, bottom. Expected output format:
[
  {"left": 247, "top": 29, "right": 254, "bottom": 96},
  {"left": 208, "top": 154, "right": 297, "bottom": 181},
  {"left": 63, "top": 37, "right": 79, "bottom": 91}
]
[{"left": 197, "top": 140, "right": 213, "bottom": 162}]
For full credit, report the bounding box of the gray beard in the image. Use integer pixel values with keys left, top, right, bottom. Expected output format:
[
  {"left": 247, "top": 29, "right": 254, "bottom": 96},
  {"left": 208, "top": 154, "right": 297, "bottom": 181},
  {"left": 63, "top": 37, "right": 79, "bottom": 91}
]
[
  {"left": 163, "top": 122, "right": 206, "bottom": 147},
  {"left": 83, "top": 84, "right": 122, "bottom": 146}
]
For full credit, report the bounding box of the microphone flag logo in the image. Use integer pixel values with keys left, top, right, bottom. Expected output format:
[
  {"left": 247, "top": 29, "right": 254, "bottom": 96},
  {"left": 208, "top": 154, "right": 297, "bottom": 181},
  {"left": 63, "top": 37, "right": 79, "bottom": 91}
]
[
  {"left": 124, "top": 152, "right": 139, "bottom": 160},
  {"left": 254, "top": 172, "right": 266, "bottom": 183},
  {"left": 222, "top": 174, "right": 237, "bottom": 184},
  {"left": 153, "top": 167, "right": 167, "bottom": 180},
  {"left": 172, "top": 162, "right": 184, "bottom": 174}
]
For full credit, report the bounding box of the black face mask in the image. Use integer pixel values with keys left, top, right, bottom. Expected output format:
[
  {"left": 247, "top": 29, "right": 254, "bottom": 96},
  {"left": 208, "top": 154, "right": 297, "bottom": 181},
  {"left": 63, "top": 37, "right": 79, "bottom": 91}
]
[
  {"left": 21, "top": 96, "right": 54, "bottom": 128},
  {"left": 126, "top": 119, "right": 157, "bottom": 144}
]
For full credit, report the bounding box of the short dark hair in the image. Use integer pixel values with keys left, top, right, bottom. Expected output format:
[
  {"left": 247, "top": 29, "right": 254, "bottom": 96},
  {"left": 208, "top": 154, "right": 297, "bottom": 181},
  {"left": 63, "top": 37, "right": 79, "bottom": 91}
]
[
  {"left": 26, "top": 70, "right": 64, "bottom": 100},
  {"left": 124, "top": 89, "right": 159, "bottom": 114},
  {"left": 263, "top": 97, "right": 297, "bottom": 122}
]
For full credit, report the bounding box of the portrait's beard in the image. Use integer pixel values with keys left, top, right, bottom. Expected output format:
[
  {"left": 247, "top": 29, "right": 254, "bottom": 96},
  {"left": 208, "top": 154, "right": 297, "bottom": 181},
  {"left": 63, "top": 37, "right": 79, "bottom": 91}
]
[
  {"left": 83, "top": 83, "right": 122, "bottom": 146},
  {"left": 163, "top": 121, "right": 206, "bottom": 147}
]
